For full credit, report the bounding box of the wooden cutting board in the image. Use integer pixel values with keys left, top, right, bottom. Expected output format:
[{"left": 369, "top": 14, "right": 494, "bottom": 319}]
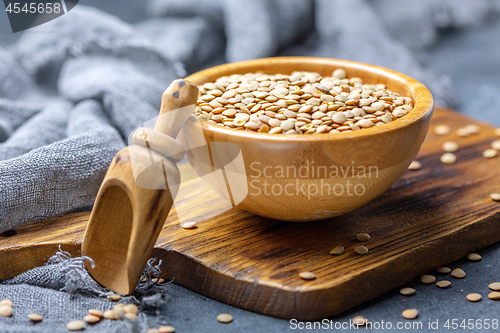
[{"left": 1, "top": 107, "right": 500, "bottom": 320}]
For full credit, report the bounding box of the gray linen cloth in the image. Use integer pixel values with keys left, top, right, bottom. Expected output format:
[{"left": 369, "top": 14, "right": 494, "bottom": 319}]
[{"left": 1, "top": 0, "right": 499, "bottom": 331}]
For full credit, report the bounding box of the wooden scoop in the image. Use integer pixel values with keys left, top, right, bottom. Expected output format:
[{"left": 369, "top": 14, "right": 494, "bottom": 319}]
[{"left": 82, "top": 79, "right": 198, "bottom": 295}]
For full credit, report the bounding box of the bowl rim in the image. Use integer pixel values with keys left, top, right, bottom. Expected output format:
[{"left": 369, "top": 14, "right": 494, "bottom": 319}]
[{"left": 185, "top": 56, "right": 434, "bottom": 142}]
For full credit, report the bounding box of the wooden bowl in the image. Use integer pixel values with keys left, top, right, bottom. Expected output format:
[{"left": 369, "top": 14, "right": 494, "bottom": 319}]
[{"left": 185, "top": 57, "right": 433, "bottom": 221}]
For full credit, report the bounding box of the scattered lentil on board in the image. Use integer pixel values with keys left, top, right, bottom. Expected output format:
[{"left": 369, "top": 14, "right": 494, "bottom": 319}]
[
  {"left": 355, "top": 246, "right": 369, "bottom": 254},
  {"left": 181, "top": 222, "right": 197, "bottom": 229},
  {"left": 491, "top": 193, "right": 500, "bottom": 201},
  {"left": 402, "top": 309, "right": 418, "bottom": 320},
  {"left": 329, "top": 246, "right": 344, "bottom": 255},
  {"left": 434, "top": 125, "right": 451, "bottom": 136},
  {"left": 356, "top": 233, "right": 370, "bottom": 241},
  {"left": 400, "top": 288, "right": 415, "bottom": 296},
  {"left": 491, "top": 140, "right": 500, "bottom": 150},
  {"left": 299, "top": 272, "right": 316, "bottom": 280},
  {"left": 195, "top": 70, "right": 414, "bottom": 134},
  {"left": 443, "top": 141, "right": 459, "bottom": 152},
  {"left": 408, "top": 161, "right": 421, "bottom": 170},
  {"left": 495, "top": 128, "right": 500, "bottom": 136},
  {"left": 440, "top": 153, "right": 457, "bottom": 164},
  {"left": 483, "top": 149, "right": 497, "bottom": 158}
]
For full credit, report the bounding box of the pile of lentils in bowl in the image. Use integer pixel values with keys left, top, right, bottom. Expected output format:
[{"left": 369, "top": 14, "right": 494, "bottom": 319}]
[{"left": 195, "top": 69, "right": 414, "bottom": 134}]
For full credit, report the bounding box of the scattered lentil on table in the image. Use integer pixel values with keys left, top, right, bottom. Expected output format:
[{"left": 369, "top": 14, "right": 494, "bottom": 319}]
[
  {"left": 421, "top": 275, "right": 436, "bottom": 284},
  {"left": 488, "top": 292, "right": 500, "bottom": 300},
  {"left": 195, "top": 70, "right": 414, "bottom": 134},
  {"left": 451, "top": 268, "right": 466, "bottom": 279},
  {"left": 400, "top": 287, "right": 415, "bottom": 296},
  {"left": 466, "top": 293, "right": 482, "bottom": 302},
  {"left": 489, "top": 282, "right": 500, "bottom": 291},
  {"left": 436, "top": 267, "right": 451, "bottom": 274},
  {"left": 466, "top": 253, "right": 481, "bottom": 261},
  {"left": 402, "top": 309, "right": 418, "bottom": 320},
  {"left": 436, "top": 280, "right": 451, "bottom": 288},
  {"left": 351, "top": 315, "right": 369, "bottom": 326},
  {"left": 158, "top": 325, "right": 176, "bottom": 333},
  {"left": 217, "top": 313, "right": 233, "bottom": 324}
]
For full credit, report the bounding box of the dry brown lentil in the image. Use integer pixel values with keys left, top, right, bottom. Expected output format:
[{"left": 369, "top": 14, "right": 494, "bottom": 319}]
[
  {"left": 421, "top": 275, "right": 436, "bottom": 284},
  {"left": 0, "top": 306, "right": 13, "bottom": 317},
  {"left": 88, "top": 309, "right": 103, "bottom": 317},
  {"left": 299, "top": 272, "right": 316, "bottom": 280},
  {"left": 489, "top": 282, "right": 500, "bottom": 291},
  {"left": 402, "top": 309, "right": 418, "bottom": 320},
  {"left": 400, "top": 288, "right": 415, "bottom": 296},
  {"left": 356, "top": 233, "right": 370, "bottom": 241},
  {"left": 27, "top": 313, "right": 43, "bottom": 322},
  {"left": 436, "top": 280, "right": 451, "bottom": 288},
  {"left": 217, "top": 313, "right": 233, "bottom": 324},
  {"left": 330, "top": 246, "right": 344, "bottom": 255},
  {"left": 443, "top": 141, "right": 459, "bottom": 152},
  {"left": 466, "top": 253, "right": 481, "bottom": 261},
  {"left": 351, "top": 316, "right": 368, "bottom": 326},
  {"left": 181, "top": 222, "right": 197, "bottom": 229},
  {"left": 158, "top": 325, "right": 176, "bottom": 333},
  {"left": 103, "top": 310, "right": 115, "bottom": 319},
  {"left": 491, "top": 140, "right": 500, "bottom": 150},
  {"left": 441, "top": 153, "right": 457, "bottom": 164},
  {"left": 66, "top": 320, "right": 85, "bottom": 331},
  {"left": 488, "top": 292, "right": 500, "bottom": 300},
  {"left": 0, "top": 300, "right": 12, "bottom": 308},
  {"left": 196, "top": 71, "right": 413, "bottom": 134},
  {"left": 355, "top": 246, "right": 369, "bottom": 254},
  {"left": 436, "top": 267, "right": 451, "bottom": 274},
  {"left": 483, "top": 149, "right": 497, "bottom": 158},
  {"left": 434, "top": 125, "right": 451, "bottom": 136},
  {"left": 466, "top": 293, "right": 482, "bottom": 302},
  {"left": 84, "top": 315, "right": 101, "bottom": 324},
  {"left": 408, "top": 161, "right": 422, "bottom": 170},
  {"left": 451, "top": 268, "right": 466, "bottom": 279},
  {"left": 107, "top": 294, "right": 121, "bottom": 301}
]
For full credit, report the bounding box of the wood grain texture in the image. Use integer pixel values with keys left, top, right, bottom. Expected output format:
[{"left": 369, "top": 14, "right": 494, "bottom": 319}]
[
  {"left": 1, "top": 107, "right": 500, "bottom": 320},
  {"left": 185, "top": 57, "right": 434, "bottom": 221}
]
